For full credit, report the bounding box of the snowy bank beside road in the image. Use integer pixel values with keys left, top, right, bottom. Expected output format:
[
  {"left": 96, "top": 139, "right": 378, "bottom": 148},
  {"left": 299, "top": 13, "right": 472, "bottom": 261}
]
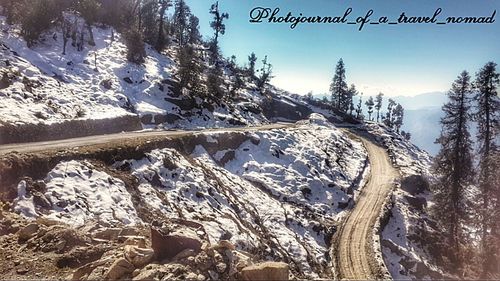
[{"left": 364, "top": 123, "right": 444, "bottom": 279}]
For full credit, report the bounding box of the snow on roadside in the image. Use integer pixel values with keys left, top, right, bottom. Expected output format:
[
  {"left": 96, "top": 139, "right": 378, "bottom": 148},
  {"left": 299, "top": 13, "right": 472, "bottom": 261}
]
[
  {"left": 111, "top": 114, "right": 368, "bottom": 278},
  {"left": 364, "top": 122, "right": 433, "bottom": 176},
  {"left": 0, "top": 16, "right": 136, "bottom": 124},
  {"left": 363, "top": 122, "right": 443, "bottom": 279},
  {"left": 14, "top": 160, "right": 140, "bottom": 227}
]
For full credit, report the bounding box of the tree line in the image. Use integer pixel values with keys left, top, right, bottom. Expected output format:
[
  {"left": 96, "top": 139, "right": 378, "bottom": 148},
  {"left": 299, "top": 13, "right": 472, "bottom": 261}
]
[
  {"left": 0, "top": 0, "right": 275, "bottom": 102},
  {"left": 432, "top": 62, "right": 499, "bottom": 278},
  {"left": 307, "top": 59, "right": 408, "bottom": 138}
]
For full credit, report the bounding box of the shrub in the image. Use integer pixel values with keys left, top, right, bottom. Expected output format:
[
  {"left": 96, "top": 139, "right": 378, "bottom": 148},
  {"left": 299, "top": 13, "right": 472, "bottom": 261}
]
[
  {"left": 20, "top": 0, "right": 59, "bottom": 47},
  {"left": 124, "top": 28, "right": 146, "bottom": 64}
]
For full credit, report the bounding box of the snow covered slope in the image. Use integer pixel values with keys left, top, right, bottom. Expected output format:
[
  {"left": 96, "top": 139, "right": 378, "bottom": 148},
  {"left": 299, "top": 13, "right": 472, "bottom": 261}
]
[
  {"left": 0, "top": 16, "right": 268, "bottom": 130},
  {"left": 12, "top": 114, "right": 369, "bottom": 279}
]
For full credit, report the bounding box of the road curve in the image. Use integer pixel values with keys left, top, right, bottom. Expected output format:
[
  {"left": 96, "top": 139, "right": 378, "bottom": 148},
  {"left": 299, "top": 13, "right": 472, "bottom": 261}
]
[
  {"left": 336, "top": 132, "right": 398, "bottom": 279},
  {"left": 0, "top": 123, "right": 291, "bottom": 155},
  {"left": 2, "top": 122, "right": 395, "bottom": 279}
]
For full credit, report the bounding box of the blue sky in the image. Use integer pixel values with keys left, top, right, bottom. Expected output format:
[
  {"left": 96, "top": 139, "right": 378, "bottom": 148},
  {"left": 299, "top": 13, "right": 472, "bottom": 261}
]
[{"left": 184, "top": 0, "right": 500, "bottom": 97}]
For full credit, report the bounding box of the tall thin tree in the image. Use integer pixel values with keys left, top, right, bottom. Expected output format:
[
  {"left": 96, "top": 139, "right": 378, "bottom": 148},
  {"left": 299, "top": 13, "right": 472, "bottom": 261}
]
[
  {"left": 375, "top": 92, "right": 384, "bottom": 122},
  {"left": 365, "top": 96, "right": 375, "bottom": 121},
  {"left": 384, "top": 98, "right": 396, "bottom": 128},
  {"left": 473, "top": 62, "right": 500, "bottom": 277},
  {"left": 156, "top": 0, "right": 171, "bottom": 51},
  {"left": 248, "top": 52, "right": 257, "bottom": 77},
  {"left": 209, "top": 1, "right": 228, "bottom": 62},
  {"left": 433, "top": 71, "right": 475, "bottom": 273},
  {"left": 346, "top": 84, "right": 358, "bottom": 113},
  {"left": 330, "top": 58, "right": 348, "bottom": 111}
]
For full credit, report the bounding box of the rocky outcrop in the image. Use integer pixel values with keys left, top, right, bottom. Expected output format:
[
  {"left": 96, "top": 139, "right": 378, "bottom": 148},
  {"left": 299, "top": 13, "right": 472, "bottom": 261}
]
[
  {"left": 105, "top": 258, "right": 135, "bottom": 280},
  {"left": 151, "top": 227, "right": 203, "bottom": 261},
  {"left": 240, "top": 262, "right": 289, "bottom": 281},
  {"left": 124, "top": 245, "right": 154, "bottom": 268},
  {"left": 17, "top": 223, "right": 39, "bottom": 241}
]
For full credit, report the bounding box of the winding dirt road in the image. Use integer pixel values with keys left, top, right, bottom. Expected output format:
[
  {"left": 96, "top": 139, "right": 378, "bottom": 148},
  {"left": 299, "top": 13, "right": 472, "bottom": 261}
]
[
  {"left": 336, "top": 131, "right": 398, "bottom": 279},
  {"left": 1, "top": 122, "right": 396, "bottom": 278}
]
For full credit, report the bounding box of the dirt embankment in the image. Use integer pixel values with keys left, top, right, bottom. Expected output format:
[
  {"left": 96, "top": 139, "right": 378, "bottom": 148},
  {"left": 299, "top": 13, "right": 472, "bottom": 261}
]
[{"left": 0, "top": 129, "right": 257, "bottom": 201}]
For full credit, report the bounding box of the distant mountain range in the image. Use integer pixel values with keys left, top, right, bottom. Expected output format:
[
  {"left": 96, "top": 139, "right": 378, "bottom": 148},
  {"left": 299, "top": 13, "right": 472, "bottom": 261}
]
[{"left": 393, "top": 92, "right": 446, "bottom": 156}]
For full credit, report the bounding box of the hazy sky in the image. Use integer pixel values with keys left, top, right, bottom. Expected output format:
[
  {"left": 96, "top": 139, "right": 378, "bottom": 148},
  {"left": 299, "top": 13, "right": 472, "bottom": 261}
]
[{"left": 185, "top": 0, "right": 500, "bottom": 96}]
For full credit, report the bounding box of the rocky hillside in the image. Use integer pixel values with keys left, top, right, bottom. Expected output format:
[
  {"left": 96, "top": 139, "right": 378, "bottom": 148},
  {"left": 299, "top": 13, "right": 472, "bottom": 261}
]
[{"left": 2, "top": 114, "right": 370, "bottom": 279}]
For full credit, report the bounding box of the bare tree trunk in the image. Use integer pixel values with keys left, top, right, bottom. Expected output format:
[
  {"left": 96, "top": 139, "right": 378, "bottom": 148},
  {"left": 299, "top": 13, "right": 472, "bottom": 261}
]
[
  {"left": 87, "top": 24, "right": 95, "bottom": 46},
  {"left": 63, "top": 37, "right": 68, "bottom": 55}
]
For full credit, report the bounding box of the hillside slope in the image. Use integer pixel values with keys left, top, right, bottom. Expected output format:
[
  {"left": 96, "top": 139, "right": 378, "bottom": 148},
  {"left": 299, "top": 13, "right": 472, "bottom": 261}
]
[
  {"left": 6, "top": 114, "right": 369, "bottom": 279},
  {"left": 0, "top": 16, "right": 272, "bottom": 133}
]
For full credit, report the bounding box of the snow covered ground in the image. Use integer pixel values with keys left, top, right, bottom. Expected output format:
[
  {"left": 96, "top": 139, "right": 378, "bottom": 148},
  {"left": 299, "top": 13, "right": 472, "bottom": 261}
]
[
  {"left": 14, "top": 160, "right": 140, "bottom": 227},
  {"left": 364, "top": 122, "right": 433, "bottom": 176},
  {"left": 0, "top": 16, "right": 267, "bottom": 128},
  {"left": 13, "top": 114, "right": 369, "bottom": 278}
]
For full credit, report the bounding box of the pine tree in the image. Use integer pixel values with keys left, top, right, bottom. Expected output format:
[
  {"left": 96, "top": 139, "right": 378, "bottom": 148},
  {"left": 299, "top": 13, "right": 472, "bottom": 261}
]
[
  {"left": 177, "top": 44, "right": 205, "bottom": 96},
  {"left": 209, "top": 1, "right": 229, "bottom": 62},
  {"left": 248, "top": 52, "right": 257, "bottom": 77},
  {"left": 76, "top": 0, "right": 100, "bottom": 46},
  {"left": 187, "top": 14, "right": 201, "bottom": 44},
  {"left": 365, "top": 96, "right": 375, "bottom": 121},
  {"left": 393, "top": 103, "right": 404, "bottom": 133},
  {"left": 433, "top": 71, "right": 475, "bottom": 273},
  {"left": 384, "top": 98, "right": 397, "bottom": 128},
  {"left": 346, "top": 84, "right": 358, "bottom": 113},
  {"left": 0, "top": 0, "right": 21, "bottom": 24},
  {"left": 124, "top": 27, "right": 146, "bottom": 64},
  {"left": 473, "top": 62, "right": 500, "bottom": 277},
  {"left": 256, "top": 55, "right": 273, "bottom": 91},
  {"left": 20, "top": 0, "right": 60, "bottom": 47},
  {"left": 375, "top": 92, "right": 384, "bottom": 122},
  {"left": 306, "top": 91, "right": 314, "bottom": 101},
  {"left": 173, "top": 0, "right": 190, "bottom": 46},
  {"left": 356, "top": 94, "right": 363, "bottom": 119},
  {"left": 207, "top": 65, "right": 225, "bottom": 100},
  {"left": 330, "top": 58, "right": 348, "bottom": 111},
  {"left": 98, "top": 0, "right": 127, "bottom": 29},
  {"left": 230, "top": 64, "right": 245, "bottom": 98},
  {"left": 489, "top": 151, "right": 500, "bottom": 278},
  {"left": 140, "top": 0, "right": 159, "bottom": 46},
  {"left": 156, "top": 0, "right": 171, "bottom": 51},
  {"left": 401, "top": 130, "right": 411, "bottom": 140}
]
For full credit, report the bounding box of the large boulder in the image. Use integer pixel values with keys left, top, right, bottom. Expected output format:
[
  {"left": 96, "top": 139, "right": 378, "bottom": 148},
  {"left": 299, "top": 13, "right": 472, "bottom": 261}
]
[
  {"left": 105, "top": 258, "right": 135, "bottom": 280},
  {"left": 401, "top": 175, "right": 430, "bottom": 195},
  {"left": 151, "top": 227, "right": 202, "bottom": 261},
  {"left": 240, "top": 262, "right": 289, "bottom": 281},
  {"left": 124, "top": 245, "right": 154, "bottom": 268},
  {"left": 17, "top": 223, "right": 40, "bottom": 241}
]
